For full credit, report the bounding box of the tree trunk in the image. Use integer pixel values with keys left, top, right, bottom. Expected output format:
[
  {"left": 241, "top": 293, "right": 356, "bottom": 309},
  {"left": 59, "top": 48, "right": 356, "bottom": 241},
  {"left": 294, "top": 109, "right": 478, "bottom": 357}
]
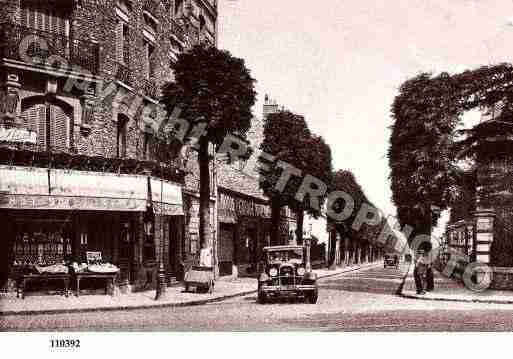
[
  {"left": 270, "top": 198, "right": 281, "bottom": 245},
  {"left": 198, "top": 137, "right": 211, "bottom": 249},
  {"left": 295, "top": 208, "right": 304, "bottom": 245}
]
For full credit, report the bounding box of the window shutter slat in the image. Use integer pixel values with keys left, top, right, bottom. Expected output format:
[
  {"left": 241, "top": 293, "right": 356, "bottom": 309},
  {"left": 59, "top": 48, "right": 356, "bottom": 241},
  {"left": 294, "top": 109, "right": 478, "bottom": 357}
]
[{"left": 50, "top": 105, "right": 69, "bottom": 152}]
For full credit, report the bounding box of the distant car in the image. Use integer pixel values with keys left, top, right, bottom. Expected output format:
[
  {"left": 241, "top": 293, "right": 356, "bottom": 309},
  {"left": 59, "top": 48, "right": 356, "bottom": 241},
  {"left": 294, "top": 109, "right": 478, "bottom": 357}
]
[
  {"left": 257, "top": 245, "right": 318, "bottom": 304},
  {"left": 384, "top": 253, "right": 399, "bottom": 269}
]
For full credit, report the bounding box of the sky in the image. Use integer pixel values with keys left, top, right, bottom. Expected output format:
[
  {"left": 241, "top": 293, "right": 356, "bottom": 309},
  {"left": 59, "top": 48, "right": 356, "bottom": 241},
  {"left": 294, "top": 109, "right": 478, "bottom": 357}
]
[{"left": 217, "top": 0, "right": 513, "bottom": 230}]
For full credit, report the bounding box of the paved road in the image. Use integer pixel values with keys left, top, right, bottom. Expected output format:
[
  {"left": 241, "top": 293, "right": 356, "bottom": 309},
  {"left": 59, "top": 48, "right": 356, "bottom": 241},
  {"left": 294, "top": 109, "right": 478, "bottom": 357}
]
[{"left": 3, "top": 264, "right": 513, "bottom": 331}]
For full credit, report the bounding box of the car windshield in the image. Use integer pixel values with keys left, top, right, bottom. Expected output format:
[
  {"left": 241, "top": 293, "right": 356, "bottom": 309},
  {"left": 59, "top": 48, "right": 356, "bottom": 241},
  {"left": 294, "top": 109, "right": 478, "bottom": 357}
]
[{"left": 267, "top": 249, "right": 303, "bottom": 264}]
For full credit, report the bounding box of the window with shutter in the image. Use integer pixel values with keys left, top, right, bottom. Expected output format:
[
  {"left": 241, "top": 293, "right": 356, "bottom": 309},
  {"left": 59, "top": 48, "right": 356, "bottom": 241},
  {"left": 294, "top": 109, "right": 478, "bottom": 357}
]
[
  {"left": 123, "top": 24, "right": 130, "bottom": 64},
  {"left": 145, "top": 41, "right": 155, "bottom": 79},
  {"left": 21, "top": 104, "right": 46, "bottom": 150},
  {"left": 20, "top": 2, "right": 69, "bottom": 36},
  {"left": 117, "top": 115, "right": 128, "bottom": 158},
  {"left": 116, "top": 21, "right": 130, "bottom": 65},
  {"left": 21, "top": 100, "right": 71, "bottom": 152},
  {"left": 50, "top": 105, "right": 70, "bottom": 152}
]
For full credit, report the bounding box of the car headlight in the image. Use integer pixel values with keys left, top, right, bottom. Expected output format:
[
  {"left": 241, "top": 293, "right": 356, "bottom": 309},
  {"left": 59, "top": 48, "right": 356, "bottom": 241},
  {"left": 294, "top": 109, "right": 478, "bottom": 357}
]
[
  {"left": 297, "top": 267, "right": 306, "bottom": 276},
  {"left": 269, "top": 268, "right": 278, "bottom": 277}
]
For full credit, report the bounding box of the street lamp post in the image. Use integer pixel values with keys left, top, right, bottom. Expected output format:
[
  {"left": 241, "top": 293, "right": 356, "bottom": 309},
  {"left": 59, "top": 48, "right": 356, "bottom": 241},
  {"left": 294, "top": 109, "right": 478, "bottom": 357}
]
[
  {"left": 144, "top": 174, "right": 166, "bottom": 300},
  {"left": 155, "top": 178, "right": 167, "bottom": 300}
]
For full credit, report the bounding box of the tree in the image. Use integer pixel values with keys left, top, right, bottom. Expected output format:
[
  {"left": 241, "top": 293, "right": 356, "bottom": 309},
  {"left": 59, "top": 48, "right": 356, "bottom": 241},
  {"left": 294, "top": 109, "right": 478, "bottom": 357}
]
[
  {"left": 259, "top": 110, "right": 312, "bottom": 245},
  {"left": 328, "top": 170, "right": 370, "bottom": 267},
  {"left": 293, "top": 134, "right": 332, "bottom": 243},
  {"left": 328, "top": 169, "right": 395, "bottom": 267},
  {"left": 389, "top": 63, "right": 513, "bottom": 245},
  {"left": 162, "top": 45, "right": 256, "bottom": 249}
]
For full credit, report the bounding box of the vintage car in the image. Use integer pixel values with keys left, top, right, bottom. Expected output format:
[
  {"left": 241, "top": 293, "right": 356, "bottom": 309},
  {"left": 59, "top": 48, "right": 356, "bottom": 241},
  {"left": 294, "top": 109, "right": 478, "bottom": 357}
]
[
  {"left": 384, "top": 253, "right": 399, "bottom": 269},
  {"left": 257, "top": 245, "right": 318, "bottom": 304}
]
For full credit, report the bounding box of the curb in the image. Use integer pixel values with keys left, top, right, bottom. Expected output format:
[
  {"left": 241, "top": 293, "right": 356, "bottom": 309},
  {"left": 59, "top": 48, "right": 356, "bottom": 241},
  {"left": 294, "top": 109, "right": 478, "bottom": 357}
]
[
  {"left": 0, "top": 262, "right": 380, "bottom": 316},
  {"left": 399, "top": 265, "right": 513, "bottom": 305}
]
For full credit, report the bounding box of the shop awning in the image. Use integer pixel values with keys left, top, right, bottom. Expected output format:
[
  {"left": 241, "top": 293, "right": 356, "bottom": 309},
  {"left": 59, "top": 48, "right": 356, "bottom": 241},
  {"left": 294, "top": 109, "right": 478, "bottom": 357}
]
[{"left": 0, "top": 165, "right": 183, "bottom": 215}]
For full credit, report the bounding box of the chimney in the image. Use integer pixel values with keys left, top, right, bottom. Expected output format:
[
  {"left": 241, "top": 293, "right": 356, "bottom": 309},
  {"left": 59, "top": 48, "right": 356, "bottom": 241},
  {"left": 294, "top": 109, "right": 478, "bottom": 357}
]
[{"left": 263, "top": 94, "right": 279, "bottom": 120}]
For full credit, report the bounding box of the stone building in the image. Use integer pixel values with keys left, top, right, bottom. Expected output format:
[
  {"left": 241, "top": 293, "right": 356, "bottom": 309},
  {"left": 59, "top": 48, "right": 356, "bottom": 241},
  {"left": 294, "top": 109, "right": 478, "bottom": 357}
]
[
  {"left": 0, "top": 0, "right": 217, "bottom": 292},
  {"left": 445, "top": 103, "right": 513, "bottom": 289},
  {"left": 215, "top": 97, "right": 297, "bottom": 277}
]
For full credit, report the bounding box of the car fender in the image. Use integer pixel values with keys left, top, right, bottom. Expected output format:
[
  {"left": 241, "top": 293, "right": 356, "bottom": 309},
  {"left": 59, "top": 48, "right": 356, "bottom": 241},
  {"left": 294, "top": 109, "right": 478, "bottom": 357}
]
[
  {"left": 259, "top": 272, "right": 270, "bottom": 282},
  {"left": 305, "top": 271, "right": 317, "bottom": 281}
]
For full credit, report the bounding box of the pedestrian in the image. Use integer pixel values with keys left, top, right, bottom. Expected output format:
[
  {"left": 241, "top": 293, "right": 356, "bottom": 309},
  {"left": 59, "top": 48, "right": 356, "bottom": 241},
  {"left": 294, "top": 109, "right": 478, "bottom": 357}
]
[
  {"left": 199, "top": 242, "right": 212, "bottom": 267},
  {"left": 426, "top": 258, "right": 434, "bottom": 291},
  {"left": 414, "top": 249, "right": 429, "bottom": 295}
]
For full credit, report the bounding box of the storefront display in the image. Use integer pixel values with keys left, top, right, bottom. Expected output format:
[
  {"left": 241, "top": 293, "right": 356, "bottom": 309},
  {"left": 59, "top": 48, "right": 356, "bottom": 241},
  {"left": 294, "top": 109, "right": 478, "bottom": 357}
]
[{"left": 12, "top": 218, "right": 72, "bottom": 267}]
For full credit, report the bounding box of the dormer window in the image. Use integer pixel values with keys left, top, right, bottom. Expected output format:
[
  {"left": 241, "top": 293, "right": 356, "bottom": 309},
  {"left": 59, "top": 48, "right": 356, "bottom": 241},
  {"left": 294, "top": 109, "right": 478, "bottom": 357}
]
[
  {"left": 143, "top": 11, "right": 158, "bottom": 35},
  {"left": 116, "top": 0, "right": 132, "bottom": 15}
]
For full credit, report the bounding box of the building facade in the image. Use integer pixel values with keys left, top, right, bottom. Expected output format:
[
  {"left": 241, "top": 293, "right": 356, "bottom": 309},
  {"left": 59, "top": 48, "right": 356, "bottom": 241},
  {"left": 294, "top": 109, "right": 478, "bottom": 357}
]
[
  {"left": 215, "top": 98, "right": 297, "bottom": 277},
  {"left": 444, "top": 104, "right": 513, "bottom": 289},
  {"left": 0, "top": 0, "right": 217, "bottom": 292}
]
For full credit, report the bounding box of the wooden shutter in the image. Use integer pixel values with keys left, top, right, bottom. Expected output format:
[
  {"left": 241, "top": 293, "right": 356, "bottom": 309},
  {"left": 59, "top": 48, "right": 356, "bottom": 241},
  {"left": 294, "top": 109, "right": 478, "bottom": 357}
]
[
  {"left": 50, "top": 104, "right": 69, "bottom": 152},
  {"left": 21, "top": 104, "right": 46, "bottom": 150},
  {"left": 21, "top": 3, "right": 68, "bottom": 35},
  {"left": 116, "top": 21, "right": 123, "bottom": 63}
]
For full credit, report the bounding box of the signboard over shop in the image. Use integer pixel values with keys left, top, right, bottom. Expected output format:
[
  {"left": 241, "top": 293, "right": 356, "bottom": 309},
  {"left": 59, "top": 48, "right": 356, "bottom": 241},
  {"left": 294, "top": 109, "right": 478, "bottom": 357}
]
[
  {"left": 0, "top": 165, "right": 183, "bottom": 215},
  {"left": 0, "top": 126, "right": 37, "bottom": 143}
]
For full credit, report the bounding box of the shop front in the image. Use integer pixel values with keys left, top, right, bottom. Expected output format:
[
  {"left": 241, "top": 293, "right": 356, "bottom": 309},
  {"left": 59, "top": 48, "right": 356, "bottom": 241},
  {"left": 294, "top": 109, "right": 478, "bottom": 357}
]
[
  {"left": 217, "top": 189, "right": 271, "bottom": 278},
  {"left": 0, "top": 165, "right": 184, "bottom": 295}
]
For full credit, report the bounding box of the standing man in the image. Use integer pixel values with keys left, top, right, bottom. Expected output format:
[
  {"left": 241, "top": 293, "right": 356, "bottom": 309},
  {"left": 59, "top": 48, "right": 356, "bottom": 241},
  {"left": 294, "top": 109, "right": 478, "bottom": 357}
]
[
  {"left": 414, "top": 249, "right": 428, "bottom": 295},
  {"left": 426, "top": 249, "right": 434, "bottom": 291}
]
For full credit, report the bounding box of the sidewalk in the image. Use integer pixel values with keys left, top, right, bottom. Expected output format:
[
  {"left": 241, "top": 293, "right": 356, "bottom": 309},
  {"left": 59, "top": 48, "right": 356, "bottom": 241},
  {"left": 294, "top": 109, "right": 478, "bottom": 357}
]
[
  {"left": 401, "top": 264, "right": 513, "bottom": 304},
  {"left": 0, "top": 262, "right": 379, "bottom": 316}
]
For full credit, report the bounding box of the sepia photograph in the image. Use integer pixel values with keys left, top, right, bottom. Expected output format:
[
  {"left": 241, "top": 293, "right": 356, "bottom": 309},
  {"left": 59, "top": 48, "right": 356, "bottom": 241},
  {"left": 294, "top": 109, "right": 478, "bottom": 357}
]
[{"left": 2, "top": 0, "right": 513, "bottom": 354}]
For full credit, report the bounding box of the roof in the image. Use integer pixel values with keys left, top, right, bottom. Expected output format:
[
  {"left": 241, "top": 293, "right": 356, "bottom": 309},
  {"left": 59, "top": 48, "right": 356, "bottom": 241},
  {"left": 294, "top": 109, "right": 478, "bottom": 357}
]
[
  {"left": 263, "top": 245, "right": 303, "bottom": 251},
  {"left": 217, "top": 162, "right": 267, "bottom": 200}
]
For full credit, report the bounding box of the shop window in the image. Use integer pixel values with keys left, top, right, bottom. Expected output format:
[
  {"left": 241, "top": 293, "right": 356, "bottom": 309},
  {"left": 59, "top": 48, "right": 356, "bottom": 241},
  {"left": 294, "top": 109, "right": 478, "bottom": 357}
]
[
  {"left": 12, "top": 218, "right": 72, "bottom": 266},
  {"left": 117, "top": 114, "right": 128, "bottom": 158},
  {"left": 143, "top": 210, "right": 156, "bottom": 261},
  {"left": 119, "top": 222, "right": 131, "bottom": 259}
]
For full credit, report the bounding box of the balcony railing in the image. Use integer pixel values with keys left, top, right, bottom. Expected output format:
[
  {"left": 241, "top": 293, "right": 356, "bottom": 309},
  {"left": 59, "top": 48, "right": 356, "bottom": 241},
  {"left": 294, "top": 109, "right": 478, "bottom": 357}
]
[
  {"left": 142, "top": 78, "right": 158, "bottom": 99},
  {"left": 0, "top": 144, "right": 186, "bottom": 184},
  {"left": 115, "top": 62, "right": 133, "bottom": 86},
  {"left": 0, "top": 22, "right": 100, "bottom": 74},
  {"left": 170, "top": 19, "right": 186, "bottom": 44},
  {"left": 199, "top": 29, "right": 215, "bottom": 47}
]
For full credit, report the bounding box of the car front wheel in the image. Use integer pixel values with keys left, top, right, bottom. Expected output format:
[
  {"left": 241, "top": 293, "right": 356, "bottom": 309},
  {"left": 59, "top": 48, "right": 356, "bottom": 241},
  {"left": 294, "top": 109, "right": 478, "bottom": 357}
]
[
  {"left": 306, "top": 290, "right": 318, "bottom": 304},
  {"left": 257, "top": 290, "right": 267, "bottom": 304}
]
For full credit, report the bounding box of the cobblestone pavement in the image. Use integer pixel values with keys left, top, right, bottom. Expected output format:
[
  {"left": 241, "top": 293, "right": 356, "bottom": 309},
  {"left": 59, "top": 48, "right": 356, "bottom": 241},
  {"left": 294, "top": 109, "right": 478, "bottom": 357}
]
[{"left": 3, "top": 264, "right": 513, "bottom": 331}]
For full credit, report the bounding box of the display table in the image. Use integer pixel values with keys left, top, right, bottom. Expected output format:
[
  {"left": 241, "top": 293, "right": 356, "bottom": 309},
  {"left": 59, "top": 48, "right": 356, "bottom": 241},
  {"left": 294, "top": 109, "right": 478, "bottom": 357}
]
[
  {"left": 74, "top": 272, "right": 117, "bottom": 297},
  {"left": 15, "top": 273, "right": 71, "bottom": 299},
  {"left": 184, "top": 266, "right": 214, "bottom": 293}
]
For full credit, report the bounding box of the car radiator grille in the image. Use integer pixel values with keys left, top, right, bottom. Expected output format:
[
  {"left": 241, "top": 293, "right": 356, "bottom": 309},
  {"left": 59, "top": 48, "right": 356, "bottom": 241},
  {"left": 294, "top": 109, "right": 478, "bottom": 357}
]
[{"left": 279, "top": 266, "right": 296, "bottom": 286}]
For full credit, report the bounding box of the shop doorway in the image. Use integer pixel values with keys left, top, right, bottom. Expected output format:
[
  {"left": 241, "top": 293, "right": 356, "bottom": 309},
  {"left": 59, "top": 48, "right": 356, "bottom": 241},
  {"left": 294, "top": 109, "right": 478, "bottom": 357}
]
[
  {"left": 168, "top": 216, "right": 184, "bottom": 281},
  {"left": 218, "top": 223, "right": 234, "bottom": 276}
]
